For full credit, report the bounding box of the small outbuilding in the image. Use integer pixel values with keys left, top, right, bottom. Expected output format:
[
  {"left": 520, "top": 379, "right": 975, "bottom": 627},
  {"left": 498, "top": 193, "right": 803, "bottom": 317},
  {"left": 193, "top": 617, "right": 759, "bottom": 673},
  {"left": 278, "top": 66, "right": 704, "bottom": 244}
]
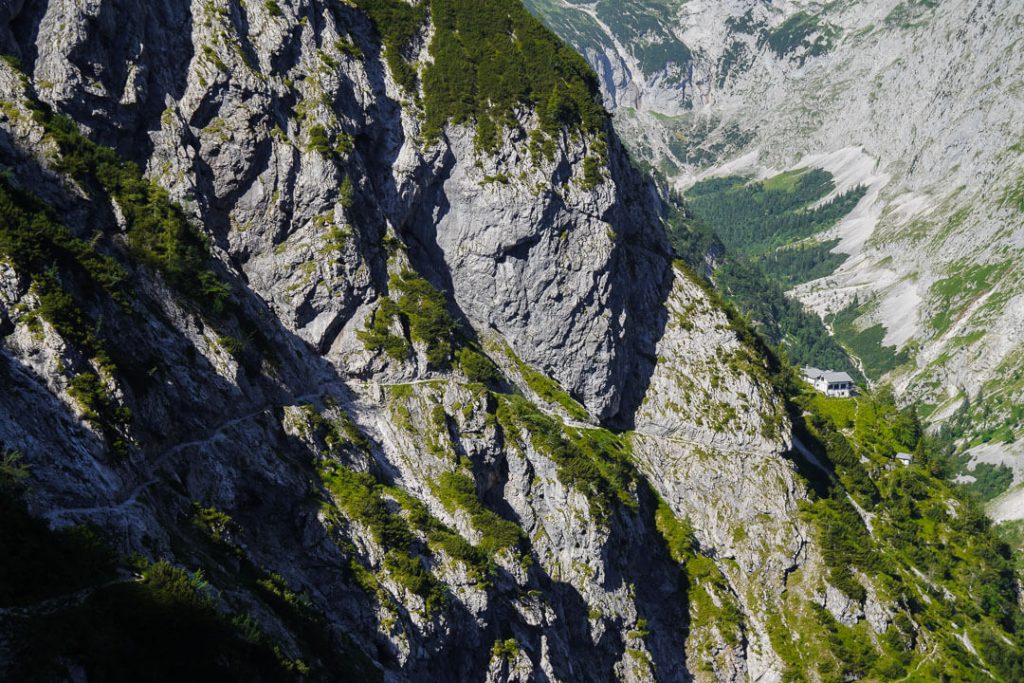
[
  {"left": 895, "top": 452, "right": 913, "bottom": 466},
  {"left": 803, "top": 367, "right": 855, "bottom": 398}
]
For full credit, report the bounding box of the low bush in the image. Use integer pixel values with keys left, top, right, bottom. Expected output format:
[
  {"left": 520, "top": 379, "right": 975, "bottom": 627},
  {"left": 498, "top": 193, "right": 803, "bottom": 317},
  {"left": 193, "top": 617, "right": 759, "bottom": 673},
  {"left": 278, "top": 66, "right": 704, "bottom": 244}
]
[
  {"left": 31, "top": 104, "right": 232, "bottom": 317},
  {"left": 391, "top": 269, "right": 457, "bottom": 368},
  {"left": 433, "top": 470, "right": 524, "bottom": 555},
  {"left": 456, "top": 347, "right": 501, "bottom": 384}
]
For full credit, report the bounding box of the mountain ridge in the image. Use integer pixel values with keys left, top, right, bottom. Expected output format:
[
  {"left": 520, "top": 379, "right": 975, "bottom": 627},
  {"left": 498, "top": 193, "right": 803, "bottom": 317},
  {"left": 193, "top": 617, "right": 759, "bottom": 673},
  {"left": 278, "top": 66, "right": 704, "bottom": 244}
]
[{"left": 1, "top": 0, "right": 1023, "bottom": 680}]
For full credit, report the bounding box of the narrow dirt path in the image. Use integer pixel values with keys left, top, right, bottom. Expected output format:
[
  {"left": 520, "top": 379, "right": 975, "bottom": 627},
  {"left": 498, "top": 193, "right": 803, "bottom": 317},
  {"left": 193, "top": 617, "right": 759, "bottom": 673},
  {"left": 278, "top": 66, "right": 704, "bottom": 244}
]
[
  {"left": 45, "top": 392, "right": 323, "bottom": 524},
  {"left": 0, "top": 577, "right": 137, "bottom": 620}
]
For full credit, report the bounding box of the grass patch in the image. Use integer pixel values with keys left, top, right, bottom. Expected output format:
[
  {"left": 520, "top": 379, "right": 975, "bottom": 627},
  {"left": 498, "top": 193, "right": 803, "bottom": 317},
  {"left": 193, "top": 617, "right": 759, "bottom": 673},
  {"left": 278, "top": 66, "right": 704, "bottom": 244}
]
[
  {"left": 929, "top": 261, "right": 1010, "bottom": 334},
  {"left": 31, "top": 104, "right": 232, "bottom": 317},
  {"left": 495, "top": 394, "right": 635, "bottom": 521},
  {"left": 433, "top": 470, "right": 525, "bottom": 555},
  {"left": 387, "top": 487, "right": 495, "bottom": 584},
  {"left": 829, "top": 302, "right": 909, "bottom": 380},
  {"left": 492, "top": 341, "right": 590, "bottom": 420},
  {"left": 318, "top": 461, "right": 447, "bottom": 612}
]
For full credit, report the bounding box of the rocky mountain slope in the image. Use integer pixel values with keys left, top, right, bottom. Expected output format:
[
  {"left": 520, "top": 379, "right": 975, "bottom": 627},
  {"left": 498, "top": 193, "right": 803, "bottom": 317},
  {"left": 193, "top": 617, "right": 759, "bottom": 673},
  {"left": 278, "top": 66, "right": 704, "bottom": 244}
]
[
  {"left": 1, "top": 1, "right": 1023, "bottom": 681},
  {"left": 524, "top": 0, "right": 1024, "bottom": 489}
]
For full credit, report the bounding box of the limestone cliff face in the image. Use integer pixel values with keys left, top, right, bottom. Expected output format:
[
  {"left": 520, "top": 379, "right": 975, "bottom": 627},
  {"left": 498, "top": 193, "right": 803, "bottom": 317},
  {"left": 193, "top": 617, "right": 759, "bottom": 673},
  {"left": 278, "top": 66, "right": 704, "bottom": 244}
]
[
  {"left": 390, "top": 117, "right": 674, "bottom": 424},
  {"left": 0, "top": 1, "right": 922, "bottom": 681}
]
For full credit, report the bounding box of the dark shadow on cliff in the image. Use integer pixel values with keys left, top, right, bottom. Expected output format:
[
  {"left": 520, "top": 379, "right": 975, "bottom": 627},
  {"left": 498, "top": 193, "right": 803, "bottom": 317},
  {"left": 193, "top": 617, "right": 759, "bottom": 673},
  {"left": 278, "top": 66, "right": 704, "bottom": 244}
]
[
  {"left": 0, "top": 0, "right": 45, "bottom": 69},
  {"left": 0, "top": 353, "right": 113, "bottom": 511},
  {"left": 0, "top": 0, "right": 195, "bottom": 161},
  {"left": 0, "top": 121, "right": 394, "bottom": 679},
  {"left": 68, "top": 0, "right": 194, "bottom": 160},
  {"left": 439, "top": 386, "right": 690, "bottom": 681},
  {"left": 586, "top": 486, "right": 693, "bottom": 682},
  {"left": 600, "top": 134, "right": 676, "bottom": 430}
]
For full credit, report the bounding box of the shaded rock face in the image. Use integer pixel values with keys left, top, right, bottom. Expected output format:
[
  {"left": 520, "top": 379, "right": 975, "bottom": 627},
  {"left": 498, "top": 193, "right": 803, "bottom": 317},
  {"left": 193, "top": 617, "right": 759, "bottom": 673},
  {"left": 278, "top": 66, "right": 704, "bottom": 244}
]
[{"left": 0, "top": 1, "right": 851, "bottom": 681}]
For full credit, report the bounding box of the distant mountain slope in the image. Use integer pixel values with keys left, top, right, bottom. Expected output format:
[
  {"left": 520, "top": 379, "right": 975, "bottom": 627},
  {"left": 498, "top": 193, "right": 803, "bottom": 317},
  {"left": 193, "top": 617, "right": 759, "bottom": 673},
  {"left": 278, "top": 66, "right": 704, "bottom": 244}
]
[
  {"left": 526, "top": 0, "right": 1024, "bottom": 489},
  {"left": 668, "top": 167, "right": 868, "bottom": 380}
]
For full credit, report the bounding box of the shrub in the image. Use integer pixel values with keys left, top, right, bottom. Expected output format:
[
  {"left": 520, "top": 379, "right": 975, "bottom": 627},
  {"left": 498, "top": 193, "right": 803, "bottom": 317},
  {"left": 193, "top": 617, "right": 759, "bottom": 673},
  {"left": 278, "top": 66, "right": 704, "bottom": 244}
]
[
  {"left": 356, "top": 268, "right": 460, "bottom": 368},
  {"left": 383, "top": 550, "right": 446, "bottom": 612},
  {"left": 491, "top": 638, "right": 519, "bottom": 662},
  {"left": 67, "top": 372, "right": 132, "bottom": 457},
  {"left": 0, "top": 451, "right": 29, "bottom": 491},
  {"left": 34, "top": 272, "right": 110, "bottom": 364},
  {"left": 433, "top": 470, "right": 524, "bottom": 555},
  {"left": 30, "top": 104, "right": 232, "bottom": 318},
  {"left": 192, "top": 504, "right": 234, "bottom": 544},
  {"left": 580, "top": 155, "right": 603, "bottom": 189},
  {"left": 356, "top": 297, "right": 410, "bottom": 360},
  {"left": 495, "top": 394, "right": 635, "bottom": 520},
  {"left": 0, "top": 178, "right": 127, "bottom": 305},
  {"left": 264, "top": 0, "right": 283, "bottom": 17},
  {"left": 340, "top": 174, "right": 355, "bottom": 208},
  {"left": 390, "top": 269, "right": 457, "bottom": 368},
  {"left": 456, "top": 347, "right": 501, "bottom": 384},
  {"left": 306, "top": 124, "right": 331, "bottom": 155}
]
